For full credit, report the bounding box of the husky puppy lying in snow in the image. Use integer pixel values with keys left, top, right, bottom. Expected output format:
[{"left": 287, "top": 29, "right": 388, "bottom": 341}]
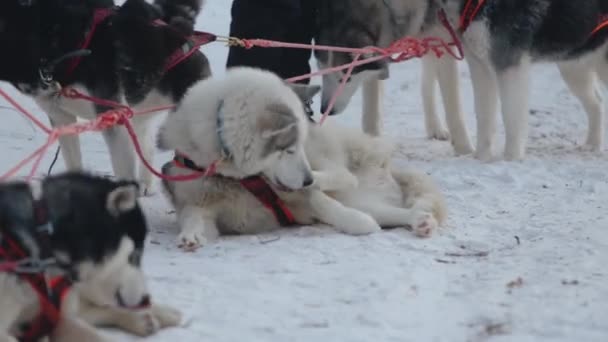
[
  {"left": 158, "top": 67, "right": 447, "bottom": 250},
  {"left": 0, "top": 173, "right": 180, "bottom": 341}
]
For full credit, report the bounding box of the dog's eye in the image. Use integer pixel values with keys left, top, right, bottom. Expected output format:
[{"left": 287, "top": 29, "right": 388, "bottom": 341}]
[{"left": 284, "top": 149, "right": 296, "bottom": 155}]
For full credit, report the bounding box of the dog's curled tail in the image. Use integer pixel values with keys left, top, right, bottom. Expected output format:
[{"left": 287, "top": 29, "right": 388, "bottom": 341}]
[
  {"left": 153, "top": 0, "right": 204, "bottom": 33},
  {"left": 392, "top": 170, "right": 448, "bottom": 226}
]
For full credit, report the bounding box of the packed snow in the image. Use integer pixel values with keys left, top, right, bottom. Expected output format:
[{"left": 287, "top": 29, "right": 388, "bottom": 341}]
[{"left": 1, "top": 0, "right": 606, "bottom": 341}]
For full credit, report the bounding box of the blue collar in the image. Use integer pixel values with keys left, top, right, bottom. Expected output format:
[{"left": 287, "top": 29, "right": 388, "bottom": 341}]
[{"left": 216, "top": 100, "right": 232, "bottom": 159}]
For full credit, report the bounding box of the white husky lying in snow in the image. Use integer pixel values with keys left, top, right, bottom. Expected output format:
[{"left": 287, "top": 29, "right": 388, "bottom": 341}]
[{"left": 158, "top": 67, "right": 447, "bottom": 250}]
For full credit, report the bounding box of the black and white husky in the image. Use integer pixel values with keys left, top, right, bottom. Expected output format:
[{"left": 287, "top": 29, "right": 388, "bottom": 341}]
[
  {"left": 0, "top": 0, "right": 211, "bottom": 193},
  {"left": 0, "top": 172, "right": 180, "bottom": 341},
  {"left": 315, "top": 0, "right": 608, "bottom": 160}
]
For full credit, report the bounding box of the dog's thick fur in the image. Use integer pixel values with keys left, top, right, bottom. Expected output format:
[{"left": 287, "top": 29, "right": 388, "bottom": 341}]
[
  {"left": 0, "top": 0, "right": 211, "bottom": 194},
  {"left": 158, "top": 67, "right": 447, "bottom": 250},
  {"left": 316, "top": 0, "right": 608, "bottom": 160},
  {"left": 0, "top": 173, "right": 180, "bottom": 341}
]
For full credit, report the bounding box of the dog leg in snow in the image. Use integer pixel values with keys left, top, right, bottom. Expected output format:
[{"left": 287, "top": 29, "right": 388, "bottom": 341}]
[
  {"left": 497, "top": 59, "right": 531, "bottom": 161},
  {"left": 435, "top": 56, "right": 474, "bottom": 155},
  {"left": 421, "top": 56, "right": 450, "bottom": 141},
  {"left": 559, "top": 62, "right": 605, "bottom": 151},
  {"left": 131, "top": 116, "right": 156, "bottom": 196},
  {"left": 467, "top": 53, "right": 498, "bottom": 161},
  {"left": 46, "top": 108, "right": 83, "bottom": 171},
  {"left": 79, "top": 300, "right": 181, "bottom": 337},
  {"left": 342, "top": 199, "right": 437, "bottom": 237},
  {"left": 51, "top": 316, "right": 108, "bottom": 342},
  {"left": 309, "top": 190, "right": 381, "bottom": 235},
  {"left": 361, "top": 78, "right": 383, "bottom": 136},
  {"left": 102, "top": 126, "right": 137, "bottom": 182},
  {"left": 176, "top": 205, "right": 219, "bottom": 250},
  {"left": 312, "top": 168, "right": 358, "bottom": 192}
]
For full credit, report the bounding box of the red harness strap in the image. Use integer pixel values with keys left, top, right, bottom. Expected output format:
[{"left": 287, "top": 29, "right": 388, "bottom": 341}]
[
  {"left": 591, "top": 14, "right": 608, "bottom": 36},
  {"left": 64, "top": 8, "right": 115, "bottom": 77},
  {"left": 173, "top": 154, "right": 296, "bottom": 226},
  {"left": 458, "top": 0, "right": 486, "bottom": 32},
  {"left": 150, "top": 19, "right": 217, "bottom": 72},
  {"left": 0, "top": 231, "right": 71, "bottom": 342}
]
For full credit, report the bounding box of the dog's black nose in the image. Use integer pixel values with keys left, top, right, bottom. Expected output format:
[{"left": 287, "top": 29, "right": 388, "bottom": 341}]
[
  {"left": 320, "top": 104, "right": 336, "bottom": 116},
  {"left": 303, "top": 176, "right": 314, "bottom": 187},
  {"left": 138, "top": 295, "right": 151, "bottom": 308}
]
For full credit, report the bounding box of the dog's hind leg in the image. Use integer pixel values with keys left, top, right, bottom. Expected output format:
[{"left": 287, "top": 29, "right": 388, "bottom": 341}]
[
  {"left": 312, "top": 167, "right": 358, "bottom": 192},
  {"left": 435, "top": 57, "right": 474, "bottom": 155},
  {"left": 391, "top": 169, "right": 447, "bottom": 226},
  {"left": 559, "top": 62, "right": 605, "bottom": 151},
  {"left": 361, "top": 78, "right": 384, "bottom": 136},
  {"left": 466, "top": 53, "right": 499, "bottom": 161},
  {"left": 421, "top": 56, "right": 450, "bottom": 141},
  {"left": 496, "top": 58, "right": 531, "bottom": 161},
  {"left": 309, "top": 190, "right": 381, "bottom": 235},
  {"left": 101, "top": 126, "right": 137, "bottom": 182}
]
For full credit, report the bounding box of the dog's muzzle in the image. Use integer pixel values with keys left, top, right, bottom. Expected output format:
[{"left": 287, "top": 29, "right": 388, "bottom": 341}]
[{"left": 39, "top": 49, "right": 92, "bottom": 86}]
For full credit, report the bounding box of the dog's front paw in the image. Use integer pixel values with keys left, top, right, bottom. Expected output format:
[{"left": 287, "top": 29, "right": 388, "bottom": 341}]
[
  {"left": 150, "top": 303, "right": 182, "bottom": 328},
  {"left": 337, "top": 210, "right": 381, "bottom": 235},
  {"left": 428, "top": 126, "right": 450, "bottom": 141},
  {"left": 121, "top": 310, "right": 162, "bottom": 337},
  {"left": 177, "top": 228, "right": 210, "bottom": 251},
  {"left": 410, "top": 212, "right": 438, "bottom": 238}
]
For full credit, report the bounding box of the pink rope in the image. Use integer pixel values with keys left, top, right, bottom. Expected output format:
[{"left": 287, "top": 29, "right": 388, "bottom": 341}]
[
  {"left": 0, "top": 88, "right": 51, "bottom": 134},
  {"left": 0, "top": 11, "right": 464, "bottom": 182}
]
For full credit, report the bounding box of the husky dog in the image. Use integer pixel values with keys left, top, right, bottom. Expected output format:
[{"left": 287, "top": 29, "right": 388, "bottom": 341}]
[
  {"left": 0, "top": 0, "right": 211, "bottom": 194},
  {"left": 0, "top": 173, "right": 180, "bottom": 341},
  {"left": 158, "top": 67, "right": 447, "bottom": 250},
  {"left": 316, "top": 0, "right": 608, "bottom": 160}
]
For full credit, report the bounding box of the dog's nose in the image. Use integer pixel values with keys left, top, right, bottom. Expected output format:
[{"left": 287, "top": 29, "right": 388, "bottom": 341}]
[
  {"left": 303, "top": 176, "right": 314, "bottom": 188},
  {"left": 138, "top": 294, "right": 151, "bottom": 308},
  {"left": 320, "top": 104, "right": 336, "bottom": 115}
]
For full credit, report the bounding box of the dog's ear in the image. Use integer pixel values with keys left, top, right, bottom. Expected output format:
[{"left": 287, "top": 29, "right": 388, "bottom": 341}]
[
  {"left": 258, "top": 103, "right": 298, "bottom": 141},
  {"left": 286, "top": 83, "right": 321, "bottom": 103},
  {"left": 106, "top": 183, "right": 139, "bottom": 217}
]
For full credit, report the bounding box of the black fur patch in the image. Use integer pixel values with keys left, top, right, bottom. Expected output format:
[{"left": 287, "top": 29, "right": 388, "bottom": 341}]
[
  {"left": 0, "top": 172, "right": 147, "bottom": 270},
  {"left": 0, "top": 0, "right": 211, "bottom": 106}
]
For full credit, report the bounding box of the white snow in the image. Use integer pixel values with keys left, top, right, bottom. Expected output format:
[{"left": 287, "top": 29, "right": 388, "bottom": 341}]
[{"left": 1, "top": 0, "right": 608, "bottom": 341}]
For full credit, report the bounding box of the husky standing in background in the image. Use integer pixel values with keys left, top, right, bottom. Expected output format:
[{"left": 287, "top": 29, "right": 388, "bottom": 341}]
[
  {"left": 316, "top": 0, "right": 608, "bottom": 161},
  {"left": 158, "top": 67, "right": 447, "bottom": 250},
  {"left": 0, "top": 0, "right": 211, "bottom": 195},
  {"left": 0, "top": 173, "right": 180, "bottom": 341}
]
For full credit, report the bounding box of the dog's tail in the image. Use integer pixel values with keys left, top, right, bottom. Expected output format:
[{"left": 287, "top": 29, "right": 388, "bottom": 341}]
[
  {"left": 153, "top": 0, "right": 204, "bottom": 34},
  {"left": 392, "top": 170, "right": 448, "bottom": 226}
]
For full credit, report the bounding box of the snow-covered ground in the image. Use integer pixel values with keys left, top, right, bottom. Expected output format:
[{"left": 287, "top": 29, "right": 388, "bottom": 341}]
[{"left": 2, "top": 1, "right": 608, "bottom": 341}]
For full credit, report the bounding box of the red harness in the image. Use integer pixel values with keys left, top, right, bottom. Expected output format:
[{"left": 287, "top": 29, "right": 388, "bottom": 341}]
[
  {"left": 591, "top": 14, "right": 608, "bottom": 36},
  {"left": 61, "top": 7, "right": 215, "bottom": 79},
  {"left": 459, "top": 0, "right": 608, "bottom": 37},
  {"left": 458, "top": 0, "right": 487, "bottom": 32},
  {"left": 173, "top": 154, "right": 296, "bottom": 226},
  {"left": 64, "top": 7, "right": 115, "bottom": 77},
  {"left": 0, "top": 203, "right": 71, "bottom": 342}
]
